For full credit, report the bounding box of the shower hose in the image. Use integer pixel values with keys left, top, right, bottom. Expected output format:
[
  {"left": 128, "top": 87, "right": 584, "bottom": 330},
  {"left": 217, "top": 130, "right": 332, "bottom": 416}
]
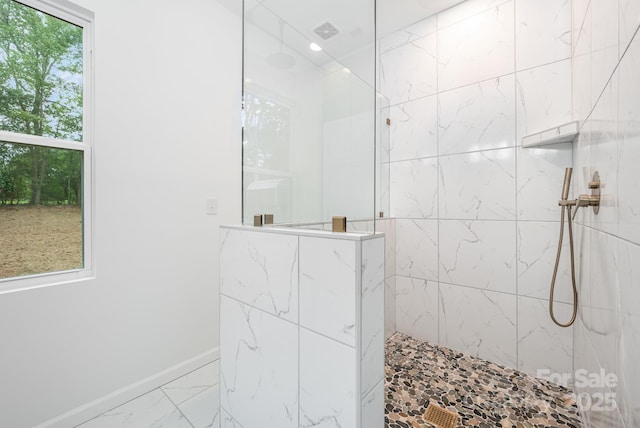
[{"left": 549, "top": 204, "right": 579, "bottom": 327}]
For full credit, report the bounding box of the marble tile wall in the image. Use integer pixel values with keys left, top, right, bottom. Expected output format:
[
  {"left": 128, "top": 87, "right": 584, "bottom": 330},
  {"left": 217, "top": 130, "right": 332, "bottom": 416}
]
[
  {"left": 220, "top": 227, "right": 384, "bottom": 428},
  {"left": 572, "top": 1, "right": 640, "bottom": 427},
  {"left": 379, "top": 0, "right": 575, "bottom": 377}
]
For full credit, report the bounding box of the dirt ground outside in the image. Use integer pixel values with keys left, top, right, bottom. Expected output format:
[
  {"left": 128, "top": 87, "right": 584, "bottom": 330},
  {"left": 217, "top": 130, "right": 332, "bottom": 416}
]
[{"left": 0, "top": 205, "right": 82, "bottom": 279}]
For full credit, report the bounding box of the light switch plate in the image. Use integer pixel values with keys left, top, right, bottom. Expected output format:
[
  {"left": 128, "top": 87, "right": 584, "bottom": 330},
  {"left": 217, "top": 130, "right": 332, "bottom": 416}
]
[{"left": 206, "top": 198, "right": 217, "bottom": 215}]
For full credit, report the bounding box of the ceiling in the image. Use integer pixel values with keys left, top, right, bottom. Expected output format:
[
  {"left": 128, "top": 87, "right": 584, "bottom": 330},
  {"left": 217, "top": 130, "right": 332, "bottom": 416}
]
[
  {"left": 237, "top": 0, "right": 467, "bottom": 53},
  {"left": 377, "top": 0, "right": 465, "bottom": 37},
  {"left": 220, "top": 0, "right": 467, "bottom": 78}
]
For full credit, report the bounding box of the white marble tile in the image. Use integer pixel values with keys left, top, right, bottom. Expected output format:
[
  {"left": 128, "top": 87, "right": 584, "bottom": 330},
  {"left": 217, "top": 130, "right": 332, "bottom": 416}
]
[
  {"left": 438, "top": 0, "right": 511, "bottom": 30},
  {"left": 389, "top": 95, "right": 437, "bottom": 161},
  {"left": 380, "top": 33, "right": 437, "bottom": 105},
  {"left": 619, "top": 0, "right": 640, "bottom": 57},
  {"left": 162, "top": 361, "right": 219, "bottom": 406},
  {"left": 618, "top": 240, "right": 640, "bottom": 317},
  {"left": 438, "top": 75, "right": 516, "bottom": 156},
  {"left": 219, "top": 296, "right": 298, "bottom": 428},
  {"left": 76, "top": 389, "right": 192, "bottom": 428},
  {"left": 390, "top": 158, "right": 438, "bottom": 219},
  {"left": 517, "top": 296, "right": 573, "bottom": 385},
  {"left": 572, "top": 123, "right": 593, "bottom": 229},
  {"left": 572, "top": 0, "right": 593, "bottom": 125},
  {"left": 590, "top": 0, "right": 619, "bottom": 102},
  {"left": 439, "top": 220, "right": 516, "bottom": 293},
  {"left": 379, "top": 103, "right": 391, "bottom": 164},
  {"left": 573, "top": 319, "right": 602, "bottom": 389},
  {"left": 361, "top": 237, "right": 385, "bottom": 398},
  {"left": 573, "top": 224, "right": 592, "bottom": 311},
  {"left": 572, "top": 0, "right": 591, "bottom": 53},
  {"left": 617, "top": 36, "right": 640, "bottom": 246},
  {"left": 375, "top": 218, "right": 396, "bottom": 277},
  {"left": 589, "top": 75, "right": 619, "bottom": 237},
  {"left": 378, "top": 162, "right": 391, "bottom": 217},
  {"left": 515, "top": 0, "right": 571, "bottom": 71},
  {"left": 361, "top": 380, "right": 385, "bottom": 428},
  {"left": 581, "top": 306, "right": 621, "bottom": 399},
  {"left": 516, "top": 59, "right": 572, "bottom": 143},
  {"left": 220, "top": 229, "right": 298, "bottom": 322},
  {"left": 517, "top": 145, "right": 573, "bottom": 221},
  {"left": 179, "top": 386, "right": 220, "bottom": 428},
  {"left": 438, "top": 283, "right": 517, "bottom": 368},
  {"left": 618, "top": 234, "right": 640, "bottom": 427},
  {"left": 619, "top": 312, "right": 640, "bottom": 426},
  {"left": 438, "top": 1, "right": 514, "bottom": 92},
  {"left": 439, "top": 149, "right": 516, "bottom": 220},
  {"left": 395, "top": 276, "right": 438, "bottom": 343},
  {"left": 299, "top": 328, "right": 356, "bottom": 428},
  {"left": 588, "top": 230, "right": 620, "bottom": 313},
  {"left": 384, "top": 276, "right": 397, "bottom": 340},
  {"left": 299, "top": 237, "right": 356, "bottom": 346},
  {"left": 395, "top": 219, "right": 438, "bottom": 281},
  {"left": 380, "top": 16, "right": 437, "bottom": 53},
  {"left": 573, "top": 319, "right": 621, "bottom": 428},
  {"left": 583, "top": 231, "right": 620, "bottom": 383},
  {"left": 221, "top": 409, "right": 242, "bottom": 428},
  {"left": 517, "top": 221, "right": 573, "bottom": 304},
  {"left": 572, "top": 49, "right": 593, "bottom": 126}
]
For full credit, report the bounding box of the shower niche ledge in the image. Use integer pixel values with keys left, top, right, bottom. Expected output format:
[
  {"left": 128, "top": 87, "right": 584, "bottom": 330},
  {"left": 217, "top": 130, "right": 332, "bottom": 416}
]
[
  {"left": 521, "top": 121, "right": 579, "bottom": 148},
  {"left": 219, "top": 225, "right": 385, "bottom": 428}
]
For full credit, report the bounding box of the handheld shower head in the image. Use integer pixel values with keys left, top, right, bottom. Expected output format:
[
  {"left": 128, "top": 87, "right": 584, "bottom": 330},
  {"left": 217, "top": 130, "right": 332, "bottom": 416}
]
[{"left": 561, "top": 167, "right": 572, "bottom": 200}]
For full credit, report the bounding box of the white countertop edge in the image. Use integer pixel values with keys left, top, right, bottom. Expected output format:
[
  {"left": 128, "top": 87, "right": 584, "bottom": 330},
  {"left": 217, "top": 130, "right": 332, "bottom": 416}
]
[{"left": 220, "top": 224, "right": 384, "bottom": 241}]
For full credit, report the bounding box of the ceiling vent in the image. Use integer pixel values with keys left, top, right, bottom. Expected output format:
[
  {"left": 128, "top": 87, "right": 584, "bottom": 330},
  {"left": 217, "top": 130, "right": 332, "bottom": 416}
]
[{"left": 313, "top": 21, "right": 340, "bottom": 40}]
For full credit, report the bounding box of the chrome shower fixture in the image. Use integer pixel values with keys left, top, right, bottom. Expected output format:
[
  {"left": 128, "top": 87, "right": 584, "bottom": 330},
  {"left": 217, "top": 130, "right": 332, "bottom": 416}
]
[{"left": 549, "top": 168, "right": 601, "bottom": 328}]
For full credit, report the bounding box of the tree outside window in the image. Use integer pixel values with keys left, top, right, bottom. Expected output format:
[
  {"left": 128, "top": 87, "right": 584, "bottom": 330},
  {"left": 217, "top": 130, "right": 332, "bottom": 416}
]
[{"left": 0, "top": 0, "right": 88, "bottom": 280}]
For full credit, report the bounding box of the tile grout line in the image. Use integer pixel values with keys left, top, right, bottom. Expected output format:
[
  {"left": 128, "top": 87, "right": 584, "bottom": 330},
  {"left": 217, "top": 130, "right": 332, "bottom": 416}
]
[
  {"left": 513, "top": 0, "right": 519, "bottom": 373},
  {"left": 297, "top": 234, "right": 301, "bottom": 428},
  {"left": 435, "top": 8, "right": 441, "bottom": 346},
  {"left": 160, "top": 388, "right": 196, "bottom": 428}
]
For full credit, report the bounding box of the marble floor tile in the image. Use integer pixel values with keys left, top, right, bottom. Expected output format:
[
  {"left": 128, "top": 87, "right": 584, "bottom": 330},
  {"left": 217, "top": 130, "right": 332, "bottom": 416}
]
[
  {"left": 161, "top": 361, "right": 219, "bottom": 405},
  {"left": 81, "top": 335, "right": 583, "bottom": 428},
  {"left": 76, "top": 389, "right": 192, "bottom": 428},
  {"left": 178, "top": 386, "right": 220, "bottom": 428}
]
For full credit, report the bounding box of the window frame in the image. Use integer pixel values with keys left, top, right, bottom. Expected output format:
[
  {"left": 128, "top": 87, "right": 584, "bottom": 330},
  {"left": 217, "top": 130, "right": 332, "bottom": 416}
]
[{"left": 0, "top": 0, "right": 95, "bottom": 293}]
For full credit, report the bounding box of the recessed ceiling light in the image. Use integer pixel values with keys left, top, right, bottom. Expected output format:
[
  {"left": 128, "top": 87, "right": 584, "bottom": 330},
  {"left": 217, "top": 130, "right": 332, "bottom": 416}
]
[{"left": 309, "top": 42, "right": 322, "bottom": 52}]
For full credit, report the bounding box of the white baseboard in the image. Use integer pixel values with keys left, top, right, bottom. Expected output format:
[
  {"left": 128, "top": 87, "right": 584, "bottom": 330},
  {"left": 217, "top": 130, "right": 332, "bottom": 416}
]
[{"left": 35, "top": 347, "right": 220, "bottom": 428}]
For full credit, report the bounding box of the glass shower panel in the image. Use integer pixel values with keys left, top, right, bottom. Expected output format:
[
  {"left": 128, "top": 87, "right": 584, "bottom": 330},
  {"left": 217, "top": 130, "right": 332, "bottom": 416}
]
[
  {"left": 377, "top": 92, "right": 391, "bottom": 219},
  {"left": 243, "top": 0, "right": 376, "bottom": 229}
]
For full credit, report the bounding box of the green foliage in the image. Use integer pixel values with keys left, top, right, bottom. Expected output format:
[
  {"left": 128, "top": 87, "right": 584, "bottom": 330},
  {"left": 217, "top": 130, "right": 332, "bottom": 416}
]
[
  {"left": 0, "top": 142, "right": 82, "bottom": 205},
  {"left": 0, "top": 0, "right": 83, "bottom": 205}
]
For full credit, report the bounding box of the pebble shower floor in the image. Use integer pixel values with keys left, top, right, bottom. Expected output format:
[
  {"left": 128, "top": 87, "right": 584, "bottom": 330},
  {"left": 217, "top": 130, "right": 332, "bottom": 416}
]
[{"left": 384, "top": 333, "right": 582, "bottom": 428}]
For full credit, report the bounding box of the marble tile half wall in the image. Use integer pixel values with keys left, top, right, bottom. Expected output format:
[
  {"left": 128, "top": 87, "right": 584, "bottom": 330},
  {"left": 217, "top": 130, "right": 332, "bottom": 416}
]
[{"left": 219, "top": 226, "right": 385, "bottom": 428}]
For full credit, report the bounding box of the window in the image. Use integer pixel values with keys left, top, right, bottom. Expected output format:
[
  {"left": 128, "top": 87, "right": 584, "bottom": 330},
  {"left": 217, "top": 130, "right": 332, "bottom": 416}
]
[{"left": 0, "top": 0, "right": 93, "bottom": 286}]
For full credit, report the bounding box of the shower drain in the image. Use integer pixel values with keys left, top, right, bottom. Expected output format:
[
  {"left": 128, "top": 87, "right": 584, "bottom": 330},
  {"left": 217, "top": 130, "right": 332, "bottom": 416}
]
[{"left": 423, "top": 403, "right": 458, "bottom": 428}]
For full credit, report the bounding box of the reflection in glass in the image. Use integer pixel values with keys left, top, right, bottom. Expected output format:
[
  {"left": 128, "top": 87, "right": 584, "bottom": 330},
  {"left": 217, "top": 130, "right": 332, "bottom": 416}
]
[{"left": 242, "top": 0, "right": 381, "bottom": 230}]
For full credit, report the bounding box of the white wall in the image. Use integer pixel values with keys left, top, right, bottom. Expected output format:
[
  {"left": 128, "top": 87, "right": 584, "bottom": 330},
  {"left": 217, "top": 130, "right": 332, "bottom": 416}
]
[
  {"left": 572, "top": 0, "right": 640, "bottom": 426},
  {"left": 379, "top": 0, "right": 574, "bottom": 378},
  {"left": 0, "top": 1, "right": 242, "bottom": 427}
]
